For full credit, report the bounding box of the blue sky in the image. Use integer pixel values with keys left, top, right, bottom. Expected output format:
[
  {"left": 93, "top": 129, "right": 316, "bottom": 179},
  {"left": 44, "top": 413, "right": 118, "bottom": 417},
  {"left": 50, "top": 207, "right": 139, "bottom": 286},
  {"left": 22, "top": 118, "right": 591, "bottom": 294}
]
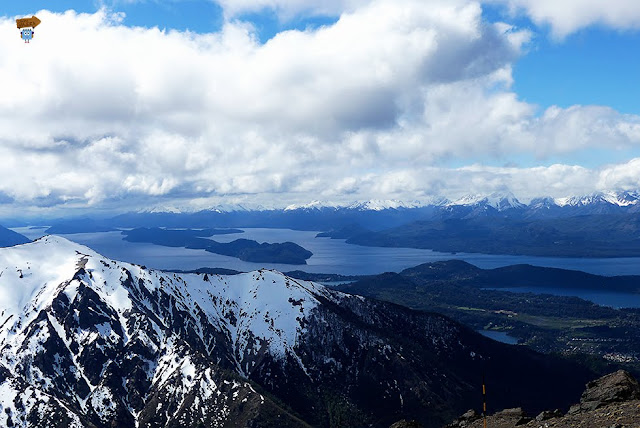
[
  {"left": 479, "top": 4, "right": 640, "bottom": 115},
  {"left": 514, "top": 27, "right": 640, "bottom": 115},
  {"left": 2, "top": 0, "right": 640, "bottom": 215}
]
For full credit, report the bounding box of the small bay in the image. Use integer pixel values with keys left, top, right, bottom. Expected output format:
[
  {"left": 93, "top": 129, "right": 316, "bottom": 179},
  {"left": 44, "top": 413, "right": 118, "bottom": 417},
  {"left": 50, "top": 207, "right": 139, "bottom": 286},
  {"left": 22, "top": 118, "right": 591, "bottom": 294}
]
[
  {"left": 477, "top": 330, "right": 519, "bottom": 345},
  {"left": 486, "top": 286, "right": 640, "bottom": 309}
]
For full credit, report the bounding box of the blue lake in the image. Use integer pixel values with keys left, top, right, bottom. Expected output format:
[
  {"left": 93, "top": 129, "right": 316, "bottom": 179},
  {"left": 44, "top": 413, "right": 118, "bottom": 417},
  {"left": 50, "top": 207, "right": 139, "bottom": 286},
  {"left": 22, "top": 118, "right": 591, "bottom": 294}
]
[
  {"left": 14, "top": 226, "right": 640, "bottom": 308},
  {"left": 477, "top": 330, "right": 519, "bottom": 345},
  {"left": 14, "top": 227, "right": 640, "bottom": 278},
  {"left": 488, "top": 286, "right": 640, "bottom": 309}
]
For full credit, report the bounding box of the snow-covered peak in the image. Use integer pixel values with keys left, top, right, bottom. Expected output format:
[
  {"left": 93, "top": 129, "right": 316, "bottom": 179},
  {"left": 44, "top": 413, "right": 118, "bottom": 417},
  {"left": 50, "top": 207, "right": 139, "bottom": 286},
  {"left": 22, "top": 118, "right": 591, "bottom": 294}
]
[
  {"left": 0, "top": 236, "right": 100, "bottom": 324},
  {"left": 448, "top": 194, "right": 485, "bottom": 206},
  {"left": 0, "top": 236, "right": 349, "bottom": 427},
  {"left": 555, "top": 194, "right": 599, "bottom": 207},
  {"left": 347, "top": 199, "right": 431, "bottom": 211},
  {"left": 0, "top": 236, "right": 334, "bottom": 369},
  {"left": 448, "top": 192, "right": 524, "bottom": 211},
  {"left": 601, "top": 190, "right": 640, "bottom": 207},
  {"left": 554, "top": 191, "right": 640, "bottom": 208},
  {"left": 137, "top": 205, "right": 184, "bottom": 214},
  {"left": 284, "top": 200, "right": 337, "bottom": 211}
]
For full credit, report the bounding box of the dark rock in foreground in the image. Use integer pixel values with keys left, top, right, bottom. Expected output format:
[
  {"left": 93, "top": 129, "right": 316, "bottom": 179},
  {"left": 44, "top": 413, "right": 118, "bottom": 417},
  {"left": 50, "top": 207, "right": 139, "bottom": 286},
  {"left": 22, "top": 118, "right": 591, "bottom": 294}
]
[
  {"left": 445, "top": 370, "right": 640, "bottom": 428},
  {"left": 574, "top": 369, "right": 640, "bottom": 413}
]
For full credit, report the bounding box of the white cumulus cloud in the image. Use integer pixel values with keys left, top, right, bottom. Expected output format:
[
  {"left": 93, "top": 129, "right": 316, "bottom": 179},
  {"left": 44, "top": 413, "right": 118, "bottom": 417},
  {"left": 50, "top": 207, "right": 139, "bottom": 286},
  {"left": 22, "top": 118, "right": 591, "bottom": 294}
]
[
  {"left": 218, "top": 0, "right": 640, "bottom": 38},
  {"left": 493, "top": 0, "right": 640, "bottom": 38},
  {"left": 0, "top": 2, "right": 639, "bottom": 216}
]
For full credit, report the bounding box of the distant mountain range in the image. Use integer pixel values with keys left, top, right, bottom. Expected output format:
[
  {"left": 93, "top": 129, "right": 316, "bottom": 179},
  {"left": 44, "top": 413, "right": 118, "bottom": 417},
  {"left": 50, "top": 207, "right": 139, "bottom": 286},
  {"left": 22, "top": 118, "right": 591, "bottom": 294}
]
[
  {"left": 18, "top": 190, "right": 640, "bottom": 258},
  {"left": 35, "top": 190, "right": 640, "bottom": 234},
  {"left": 140, "top": 190, "right": 640, "bottom": 215},
  {"left": 0, "top": 237, "right": 594, "bottom": 427},
  {"left": 436, "top": 190, "right": 640, "bottom": 219}
]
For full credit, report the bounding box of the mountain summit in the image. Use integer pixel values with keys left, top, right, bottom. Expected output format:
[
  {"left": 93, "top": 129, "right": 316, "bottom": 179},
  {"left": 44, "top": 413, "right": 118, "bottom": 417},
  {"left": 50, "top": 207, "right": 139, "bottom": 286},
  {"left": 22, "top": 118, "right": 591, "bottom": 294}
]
[{"left": 0, "top": 237, "right": 591, "bottom": 427}]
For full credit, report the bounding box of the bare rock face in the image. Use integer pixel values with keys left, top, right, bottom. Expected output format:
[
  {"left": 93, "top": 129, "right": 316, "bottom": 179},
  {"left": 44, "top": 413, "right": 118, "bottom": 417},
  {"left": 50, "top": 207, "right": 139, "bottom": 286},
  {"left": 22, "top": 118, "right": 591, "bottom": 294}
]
[
  {"left": 443, "top": 409, "right": 480, "bottom": 427},
  {"left": 534, "top": 409, "right": 562, "bottom": 421},
  {"left": 490, "top": 408, "right": 530, "bottom": 426},
  {"left": 577, "top": 370, "right": 640, "bottom": 412}
]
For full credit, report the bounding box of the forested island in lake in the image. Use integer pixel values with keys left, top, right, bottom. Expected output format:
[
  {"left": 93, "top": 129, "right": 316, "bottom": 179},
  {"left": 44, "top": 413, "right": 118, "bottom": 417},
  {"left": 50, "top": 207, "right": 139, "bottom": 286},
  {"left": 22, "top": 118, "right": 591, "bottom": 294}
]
[{"left": 122, "top": 227, "right": 313, "bottom": 264}]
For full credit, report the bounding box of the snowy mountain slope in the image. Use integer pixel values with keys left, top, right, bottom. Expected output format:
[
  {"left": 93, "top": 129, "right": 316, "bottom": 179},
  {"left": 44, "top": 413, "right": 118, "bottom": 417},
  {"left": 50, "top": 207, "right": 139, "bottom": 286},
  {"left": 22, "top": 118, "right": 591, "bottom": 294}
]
[
  {"left": 0, "top": 237, "right": 592, "bottom": 427},
  {"left": 0, "top": 237, "right": 327, "bottom": 427},
  {"left": 0, "top": 236, "right": 326, "bottom": 360}
]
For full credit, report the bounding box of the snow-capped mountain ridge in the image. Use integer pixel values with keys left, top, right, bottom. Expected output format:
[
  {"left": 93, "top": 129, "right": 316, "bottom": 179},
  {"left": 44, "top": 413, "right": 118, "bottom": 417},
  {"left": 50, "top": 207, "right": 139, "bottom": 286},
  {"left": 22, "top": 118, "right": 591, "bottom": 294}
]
[
  {"left": 0, "top": 236, "right": 338, "bottom": 426},
  {"left": 284, "top": 200, "right": 337, "bottom": 211},
  {"left": 346, "top": 199, "right": 432, "bottom": 211},
  {"left": 0, "top": 236, "right": 326, "bottom": 363},
  {"left": 447, "top": 192, "right": 525, "bottom": 211},
  {"left": 229, "top": 190, "right": 640, "bottom": 213},
  {"left": 0, "top": 237, "right": 596, "bottom": 427},
  {"left": 284, "top": 198, "right": 450, "bottom": 211},
  {"left": 136, "top": 205, "right": 185, "bottom": 214},
  {"left": 554, "top": 191, "right": 640, "bottom": 207},
  {"left": 134, "top": 190, "right": 640, "bottom": 215}
]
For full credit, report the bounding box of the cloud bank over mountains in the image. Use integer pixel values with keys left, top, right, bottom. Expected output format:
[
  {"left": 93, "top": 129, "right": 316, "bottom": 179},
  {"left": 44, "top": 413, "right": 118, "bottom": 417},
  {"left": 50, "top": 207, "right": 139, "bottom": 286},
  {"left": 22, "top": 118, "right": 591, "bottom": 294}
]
[{"left": 1, "top": 0, "right": 640, "bottom": 215}]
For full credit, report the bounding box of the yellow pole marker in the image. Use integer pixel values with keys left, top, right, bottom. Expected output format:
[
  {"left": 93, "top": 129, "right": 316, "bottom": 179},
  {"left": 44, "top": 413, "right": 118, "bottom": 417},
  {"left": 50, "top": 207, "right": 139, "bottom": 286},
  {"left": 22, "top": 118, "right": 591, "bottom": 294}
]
[
  {"left": 483, "top": 375, "right": 487, "bottom": 428},
  {"left": 16, "top": 16, "right": 41, "bottom": 29}
]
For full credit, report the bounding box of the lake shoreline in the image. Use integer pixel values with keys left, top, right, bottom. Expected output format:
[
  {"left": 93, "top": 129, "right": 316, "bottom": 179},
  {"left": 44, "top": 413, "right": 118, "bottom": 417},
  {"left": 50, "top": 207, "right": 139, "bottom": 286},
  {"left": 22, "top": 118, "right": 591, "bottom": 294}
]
[{"left": 12, "top": 227, "right": 640, "bottom": 277}]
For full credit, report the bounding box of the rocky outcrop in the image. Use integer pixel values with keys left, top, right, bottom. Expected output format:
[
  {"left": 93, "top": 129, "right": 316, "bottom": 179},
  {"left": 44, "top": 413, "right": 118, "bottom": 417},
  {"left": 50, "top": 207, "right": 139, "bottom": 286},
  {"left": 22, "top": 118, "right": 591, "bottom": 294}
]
[
  {"left": 445, "top": 370, "right": 640, "bottom": 428},
  {"left": 534, "top": 409, "right": 562, "bottom": 421},
  {"left": 444, "top": 409, "right": 481, "bottom": 427},
  {"left": 445, "top": 408, "right": 530, "bottom": 428},
  {"left": 570, "top": 370, "right": 640, "bottom": 413}
]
